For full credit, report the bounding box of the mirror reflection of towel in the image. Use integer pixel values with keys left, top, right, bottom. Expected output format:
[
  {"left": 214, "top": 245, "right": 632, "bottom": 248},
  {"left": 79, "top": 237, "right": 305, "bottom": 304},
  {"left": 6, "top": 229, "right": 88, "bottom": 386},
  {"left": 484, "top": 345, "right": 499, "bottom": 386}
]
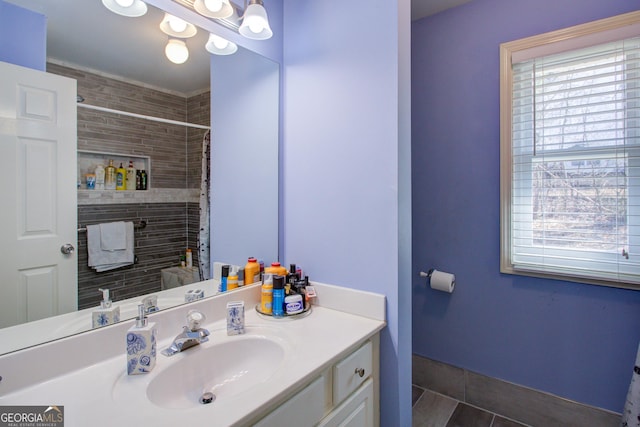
[
  {"left": 87, "top": 222, "right": 135, "bottom": 272},
  {"left": 99, "top": 221, "right": 127, "bottom": 251}
]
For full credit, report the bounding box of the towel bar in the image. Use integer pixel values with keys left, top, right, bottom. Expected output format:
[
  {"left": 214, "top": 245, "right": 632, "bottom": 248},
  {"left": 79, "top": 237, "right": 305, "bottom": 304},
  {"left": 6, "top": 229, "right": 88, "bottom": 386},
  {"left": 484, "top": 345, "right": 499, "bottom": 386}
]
[{"left": 77, "top": 220, "right": 147, "bottom": 233}]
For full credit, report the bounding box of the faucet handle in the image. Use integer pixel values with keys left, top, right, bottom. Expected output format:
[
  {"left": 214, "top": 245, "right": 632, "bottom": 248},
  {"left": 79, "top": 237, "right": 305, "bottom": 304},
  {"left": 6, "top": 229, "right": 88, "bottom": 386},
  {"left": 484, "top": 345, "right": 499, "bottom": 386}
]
[{"left": 186, "top": 310, "right": 206, "bottom": 331}]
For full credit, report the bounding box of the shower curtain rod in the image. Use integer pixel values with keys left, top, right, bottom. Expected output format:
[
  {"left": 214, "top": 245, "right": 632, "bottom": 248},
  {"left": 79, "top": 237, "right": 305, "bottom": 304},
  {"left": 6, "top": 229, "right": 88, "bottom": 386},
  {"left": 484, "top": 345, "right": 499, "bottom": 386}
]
[{"left": 77, "top": 103, "right": 211, "bottom": 130}]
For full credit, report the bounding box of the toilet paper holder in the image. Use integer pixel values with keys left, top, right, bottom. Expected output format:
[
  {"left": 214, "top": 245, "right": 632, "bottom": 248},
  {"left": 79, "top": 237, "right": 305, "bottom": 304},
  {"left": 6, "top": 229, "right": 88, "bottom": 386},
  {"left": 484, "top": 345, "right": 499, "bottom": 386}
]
[
  {"left": 419, "top": 269, "right": 435, "bottom": 278},
  {"left": 420, "top": 268, "right": 456, "bottom": 293}
]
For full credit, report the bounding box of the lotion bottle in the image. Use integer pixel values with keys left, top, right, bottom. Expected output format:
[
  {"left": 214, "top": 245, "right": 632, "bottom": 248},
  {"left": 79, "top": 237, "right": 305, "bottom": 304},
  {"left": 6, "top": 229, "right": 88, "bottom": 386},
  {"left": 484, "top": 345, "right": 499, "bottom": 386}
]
[
  {"left": 95, "top": 164, "right": 105, "bottom": 190},
  {"left": 126, "top": 160, "right": 136, "bottom": 191},
  {"left": 126, "top": 304, "right": 157, "bottom": 375},
  {"left": 92, "top": 288, "right": 120, "bottom": 328}
]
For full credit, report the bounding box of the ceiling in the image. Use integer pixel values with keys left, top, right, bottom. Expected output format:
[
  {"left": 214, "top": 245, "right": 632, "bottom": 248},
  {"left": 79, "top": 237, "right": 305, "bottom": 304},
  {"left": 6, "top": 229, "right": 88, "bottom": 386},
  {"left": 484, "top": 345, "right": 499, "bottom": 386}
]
[
  {"left": 6, "top": 0, "right": 470, "bottom": 95},
  {"left": 412, "top": 0, "right": 472, "bottom": 21},
  {"left": 6, "top": 0, "right": 211, "bottom": 95}
]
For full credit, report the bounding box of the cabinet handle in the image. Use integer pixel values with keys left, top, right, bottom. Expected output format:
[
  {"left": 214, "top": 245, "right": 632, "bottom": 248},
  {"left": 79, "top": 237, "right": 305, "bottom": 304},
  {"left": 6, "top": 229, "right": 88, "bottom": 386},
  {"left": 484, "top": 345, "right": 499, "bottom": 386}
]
[{"left": 354, "top": 367, "right": 365, "bottom": 378}]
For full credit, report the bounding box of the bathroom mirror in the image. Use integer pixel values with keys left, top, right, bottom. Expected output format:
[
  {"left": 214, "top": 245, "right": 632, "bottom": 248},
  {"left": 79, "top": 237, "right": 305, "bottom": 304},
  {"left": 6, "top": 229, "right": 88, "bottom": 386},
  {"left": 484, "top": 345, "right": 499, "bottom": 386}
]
[{"left": 0, "top": 0, "right": 279, "bottom": 355}]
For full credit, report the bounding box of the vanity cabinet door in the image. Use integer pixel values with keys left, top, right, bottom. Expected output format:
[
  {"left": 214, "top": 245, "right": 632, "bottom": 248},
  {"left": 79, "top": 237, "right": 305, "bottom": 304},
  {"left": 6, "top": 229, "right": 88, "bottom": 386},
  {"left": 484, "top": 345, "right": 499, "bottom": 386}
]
[
  {"left": 254, "top": 375, "right": 326, "bottom": 427},
  {"left": 333, "top": 341, "right": 372, "bottom": 405},
  {"left": 318, "top": 378, "right": 374, "bottom": 427}
]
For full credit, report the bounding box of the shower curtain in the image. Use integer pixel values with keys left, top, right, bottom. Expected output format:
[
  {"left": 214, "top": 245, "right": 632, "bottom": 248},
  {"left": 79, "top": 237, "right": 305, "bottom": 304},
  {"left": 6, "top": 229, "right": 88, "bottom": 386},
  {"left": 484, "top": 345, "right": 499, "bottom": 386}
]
[
  {"left": 197, "top": 130, "right": 211, "bottom": 281},
  {"left": 622, "top": 341, "right": 640, "bottom": 427}
]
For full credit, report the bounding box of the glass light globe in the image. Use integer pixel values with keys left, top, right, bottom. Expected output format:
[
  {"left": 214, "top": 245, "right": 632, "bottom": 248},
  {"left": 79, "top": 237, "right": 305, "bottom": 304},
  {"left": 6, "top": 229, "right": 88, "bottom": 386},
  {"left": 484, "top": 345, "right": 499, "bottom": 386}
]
[
  {"left": 248, "top": 18, "right": 264, "bottom": 34},
  {"left": 165, "top": 39, "right": 189, "bottom": 64},
  {"left": 168, "top": 16, "right": 188, "bottom": 34},
  {"left": 115, "top": 0, "right": 134, "bottom": 7},
  {"left": 213, "top": 37, "right": 229, "bottom": 49},
  {"left": 204, "top": 0, "right": 223, "bottom": 12}
]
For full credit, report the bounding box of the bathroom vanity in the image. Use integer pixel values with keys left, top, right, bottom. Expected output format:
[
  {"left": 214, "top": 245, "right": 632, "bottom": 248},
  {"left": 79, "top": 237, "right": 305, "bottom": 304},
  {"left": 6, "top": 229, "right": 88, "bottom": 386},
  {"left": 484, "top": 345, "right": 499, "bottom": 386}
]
[{"left": 0, "top": 282, "right": 385, "bottom": 426}]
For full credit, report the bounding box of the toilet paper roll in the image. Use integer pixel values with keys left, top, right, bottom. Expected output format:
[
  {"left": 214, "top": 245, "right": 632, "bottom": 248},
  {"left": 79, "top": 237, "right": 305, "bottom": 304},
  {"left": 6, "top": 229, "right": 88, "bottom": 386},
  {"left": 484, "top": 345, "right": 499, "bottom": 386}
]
[{"left": 430, "top": 270, "right": 455, "bottom": 293}]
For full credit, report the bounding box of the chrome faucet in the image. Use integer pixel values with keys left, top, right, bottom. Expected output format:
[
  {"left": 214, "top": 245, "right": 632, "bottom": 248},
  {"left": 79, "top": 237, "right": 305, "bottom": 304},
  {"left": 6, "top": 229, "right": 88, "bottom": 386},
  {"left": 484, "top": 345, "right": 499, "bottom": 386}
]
[{"left": 162, "top": 310, "right": 210, "bottom": 357}]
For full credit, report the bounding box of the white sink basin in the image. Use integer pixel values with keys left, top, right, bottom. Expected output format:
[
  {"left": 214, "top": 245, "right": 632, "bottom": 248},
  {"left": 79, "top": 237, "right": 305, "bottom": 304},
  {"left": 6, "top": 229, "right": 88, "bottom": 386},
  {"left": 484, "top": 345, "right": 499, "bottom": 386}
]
[{"left": 146, "top": 335, "right": 287, "bottom": 409}]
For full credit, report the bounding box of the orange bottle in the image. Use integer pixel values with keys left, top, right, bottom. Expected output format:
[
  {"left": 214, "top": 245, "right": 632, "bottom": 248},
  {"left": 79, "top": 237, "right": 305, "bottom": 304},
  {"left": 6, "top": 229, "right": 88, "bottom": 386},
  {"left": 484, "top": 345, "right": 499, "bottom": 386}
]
[
  {"left": 265, "top": 262, "right": 287, "bottom": 276},
  {"left": 244, "top": 257, "right": 260, "bottom": 286}
]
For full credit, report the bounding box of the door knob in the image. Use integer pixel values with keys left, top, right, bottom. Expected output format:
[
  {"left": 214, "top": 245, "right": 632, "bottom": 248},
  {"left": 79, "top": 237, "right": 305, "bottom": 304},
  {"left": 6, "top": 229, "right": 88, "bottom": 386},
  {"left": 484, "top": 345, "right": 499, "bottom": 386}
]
[{"left": 60, "top": 243, "right": 75, "bottom": 255}]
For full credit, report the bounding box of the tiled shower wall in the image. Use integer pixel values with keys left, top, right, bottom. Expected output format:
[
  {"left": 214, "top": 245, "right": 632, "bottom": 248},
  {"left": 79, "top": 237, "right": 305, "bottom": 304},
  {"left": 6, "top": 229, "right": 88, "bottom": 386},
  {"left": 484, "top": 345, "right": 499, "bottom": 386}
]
[{"left": 47, "top": 63, "right": 210, "bottom": 309}]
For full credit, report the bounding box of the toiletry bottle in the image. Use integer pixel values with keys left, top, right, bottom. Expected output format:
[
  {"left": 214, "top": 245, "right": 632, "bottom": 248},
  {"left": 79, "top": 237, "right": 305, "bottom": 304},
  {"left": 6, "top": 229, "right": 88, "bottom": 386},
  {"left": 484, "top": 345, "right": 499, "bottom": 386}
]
[
  {"left": 237, "top": 268, "right": 245, "bottom": 287},
  {"left": 244, "top": 257, "right": 260, "bottom": 285},
  {"left": 95, "top": 164, "right": 105, "bottom": 190},
  {"left": 272, "top": 275, "right": 285, "bottom": 317},
  {"left": 140, "top": 170, "right": 148, "bottom": 190},
  {"left": 220, "top": 264, "right": 230, "bottom": 292},
  {"left": 92, "top": 288, "right": 120, "bottom": 328},
  {"left": 116, "top": 162, "right": 126, "bottom": 190},
  {"left": 186, "top": 248, "right": 193, "bottom": 268},
  {"left": 227, "top": 268, "right": 238, "bottom": 290},
  {"left": 285, "top": 293, "right": 304, "bottom": 315},
  {"left": 105, "top": 160, "right": 116, "bottom": 190},
  {"left": 287, "top": 263, "right": 299, "bottom": 284},
  {"left": 265, "top": 262, "right": 287, "bottom": 276},
  {"left": 260, "top": 274, "right": 273, "bottom": 314},
  {"left": 126, "top": 160, "right": 136, "bottom": 191},
  {"left": 136, "top": 170, "right": 142, "bottom": 190},
  {"left": 126, "top": 304, "right": 157, "bottom": 375}
]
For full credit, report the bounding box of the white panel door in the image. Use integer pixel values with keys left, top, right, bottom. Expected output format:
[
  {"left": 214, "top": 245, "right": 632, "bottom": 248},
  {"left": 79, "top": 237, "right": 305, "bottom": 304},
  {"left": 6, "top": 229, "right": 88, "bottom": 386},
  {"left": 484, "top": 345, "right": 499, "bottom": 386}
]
[{"left": 0, "top": 61, "right": 77, "bottom": 328}]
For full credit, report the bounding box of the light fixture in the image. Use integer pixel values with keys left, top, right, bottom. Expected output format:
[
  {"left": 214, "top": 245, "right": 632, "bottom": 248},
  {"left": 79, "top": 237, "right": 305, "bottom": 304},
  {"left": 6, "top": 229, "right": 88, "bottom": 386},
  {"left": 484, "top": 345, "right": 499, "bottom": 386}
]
[
  {"left": 193, "top": 0, "right": 233, "bottom": 19},
  {"left": 165, "top": 39, "right": 189, "bottom": 64},
  {"left": 238, "top": 0, "right": 273, "bottom": 40},
  {"left": 160, "top": 13, "right": 198, "bottom": 38},
  {"left": 205, "top": 33, "right": 238, "bottom": 55},
  {"left": 101, "top": 0, "right": 147, "bottom": 17}
]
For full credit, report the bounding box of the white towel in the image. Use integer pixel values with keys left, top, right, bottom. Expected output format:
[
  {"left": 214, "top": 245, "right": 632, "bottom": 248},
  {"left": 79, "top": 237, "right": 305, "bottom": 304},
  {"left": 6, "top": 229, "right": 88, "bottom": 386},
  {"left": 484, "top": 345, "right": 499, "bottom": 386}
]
[
  {"left": 622, "top": 341, "right": 640, "bottom": 427},
  {"left": 99, "top": 221, "right": 127, "bottom": 251},
  {"left": 87, "top": 221, "right": 135, "bottom": 272}
]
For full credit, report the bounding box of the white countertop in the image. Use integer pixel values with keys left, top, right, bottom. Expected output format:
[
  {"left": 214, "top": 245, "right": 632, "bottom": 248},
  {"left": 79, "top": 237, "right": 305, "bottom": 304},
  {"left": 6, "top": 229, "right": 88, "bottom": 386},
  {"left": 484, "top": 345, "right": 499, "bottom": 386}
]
[{"left": 0, "top": 282, "right": 386, "bottom": 427}]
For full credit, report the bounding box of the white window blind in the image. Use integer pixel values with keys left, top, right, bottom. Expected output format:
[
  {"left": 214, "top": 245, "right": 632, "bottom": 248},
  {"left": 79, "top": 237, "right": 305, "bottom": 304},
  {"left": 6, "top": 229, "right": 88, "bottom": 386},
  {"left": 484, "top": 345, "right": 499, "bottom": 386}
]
[{"left": 505, "top": 28, "right": 640, "bottom": 286}]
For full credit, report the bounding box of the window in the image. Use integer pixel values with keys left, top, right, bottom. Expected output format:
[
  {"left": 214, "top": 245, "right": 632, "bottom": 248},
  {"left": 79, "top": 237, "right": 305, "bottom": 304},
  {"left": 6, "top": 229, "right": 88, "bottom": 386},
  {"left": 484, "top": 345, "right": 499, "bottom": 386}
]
[{"left": 500, "top": 12, "right": 640, "bottom": 288}]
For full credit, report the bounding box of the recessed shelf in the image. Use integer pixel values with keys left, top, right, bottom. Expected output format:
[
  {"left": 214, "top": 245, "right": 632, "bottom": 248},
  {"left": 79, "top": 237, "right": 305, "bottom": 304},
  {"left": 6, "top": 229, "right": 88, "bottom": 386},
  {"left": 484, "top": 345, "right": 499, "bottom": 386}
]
[{"left": 78, "top": 150, "right": 151, "bottom": 190}]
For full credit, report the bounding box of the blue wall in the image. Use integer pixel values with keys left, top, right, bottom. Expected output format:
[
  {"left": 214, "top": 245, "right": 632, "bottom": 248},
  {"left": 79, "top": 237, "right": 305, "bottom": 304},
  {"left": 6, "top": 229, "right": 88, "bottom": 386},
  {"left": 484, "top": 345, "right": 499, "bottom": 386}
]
[
  {"left": 0, "top": 0, "right": 46, "bottom": 70},
  {"left": 412, "top": 0, "right": 640, "bottom": 412},
  {"left": 282, "top": 0, "right": 412, "bottom": 425}
]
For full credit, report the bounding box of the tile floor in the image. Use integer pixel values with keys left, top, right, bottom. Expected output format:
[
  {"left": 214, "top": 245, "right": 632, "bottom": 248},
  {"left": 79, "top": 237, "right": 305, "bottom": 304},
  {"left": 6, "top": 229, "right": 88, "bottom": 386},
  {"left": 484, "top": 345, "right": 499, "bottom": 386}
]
[{"left": 412, "top": 385, "right": 529, "bottom": 427}]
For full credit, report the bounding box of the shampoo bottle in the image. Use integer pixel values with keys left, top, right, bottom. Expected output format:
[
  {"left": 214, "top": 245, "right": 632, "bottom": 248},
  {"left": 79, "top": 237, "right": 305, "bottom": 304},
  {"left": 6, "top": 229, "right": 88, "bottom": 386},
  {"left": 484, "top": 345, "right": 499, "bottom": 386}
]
[
  {"left": 116, "top": 163, "right": 126, "bottom": 190},
  {"left": 186, "top": 248, "right": 193, "bottom": 268},
  {"left": 92, "top": 288, "right": 120, "bottom": 328},
  {"left": 126, "top": 304, "right": 157, "bottom": 375},
  {"left": 105, "top": 160, "right": 116, "bottom": 190}
]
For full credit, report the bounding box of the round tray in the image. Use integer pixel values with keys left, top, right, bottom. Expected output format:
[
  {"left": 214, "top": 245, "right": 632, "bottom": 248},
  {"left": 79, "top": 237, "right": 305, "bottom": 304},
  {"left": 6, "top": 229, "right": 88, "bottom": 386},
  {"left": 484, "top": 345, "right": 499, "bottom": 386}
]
[{"left": 255, "top": 303, "right": 312, "bottom": 320}]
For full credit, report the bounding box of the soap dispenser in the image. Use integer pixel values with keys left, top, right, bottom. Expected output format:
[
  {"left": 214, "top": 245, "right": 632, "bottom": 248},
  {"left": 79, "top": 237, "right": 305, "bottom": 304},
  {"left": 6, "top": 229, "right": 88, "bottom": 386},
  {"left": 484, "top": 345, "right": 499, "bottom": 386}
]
[
  {"left": 92, "top": 288, "right": 120, "bottom": 328},
  {"left": 127, "top": 304, "right": 157, "bottom": 375}
]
